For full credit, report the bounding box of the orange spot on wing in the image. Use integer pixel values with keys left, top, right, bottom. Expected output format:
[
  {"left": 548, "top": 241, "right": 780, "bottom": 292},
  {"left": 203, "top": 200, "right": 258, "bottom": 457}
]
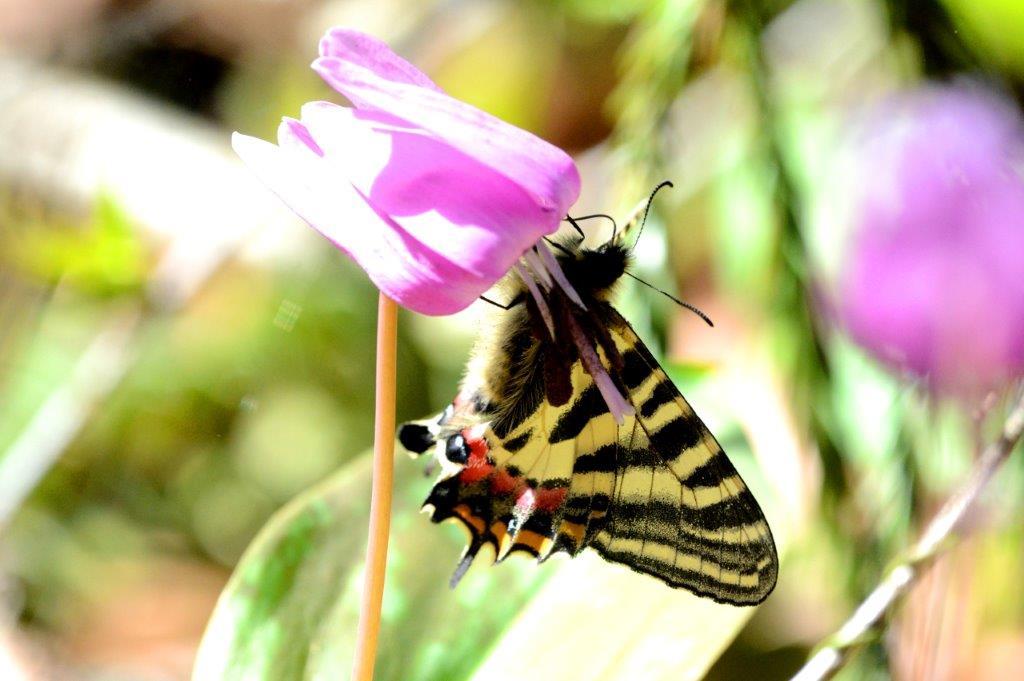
[
  {"left": 454, "top": 504, "right": 485, "bottom": 535},
  {"left": 559, "top": 521, "right": 585, "bottom": 546},
  {"left": 490, "top": 521, "right": 509, "bottom": 547},
  {"left": 514, "top": 529, "right": 553, "bottom": 555}
]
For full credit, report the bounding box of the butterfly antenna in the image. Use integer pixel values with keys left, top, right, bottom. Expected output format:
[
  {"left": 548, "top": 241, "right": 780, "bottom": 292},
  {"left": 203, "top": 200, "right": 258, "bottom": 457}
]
[
  {"left": 623, "top": 270, "right": 714, "bottom": 327},
  {"left": 574, "top": 213, "right": 618, "bottom": 225},
  {"left": 543, "top": 236, "right": 574, "bottom": 257},
  {"left": 563, "top": 215, "right": 585, "bottom": 240},
  {"left": 633, "top": 180, "right": 674, "bottom": 247},
  {"left": 564, "top": 213, "right": 620, "bottom": 242}
]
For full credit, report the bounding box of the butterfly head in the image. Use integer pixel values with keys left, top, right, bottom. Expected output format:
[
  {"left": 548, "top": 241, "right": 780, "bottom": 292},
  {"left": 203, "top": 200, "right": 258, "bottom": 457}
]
[{"left": 556, "top": 240, "right": 632, "bottom": 300}]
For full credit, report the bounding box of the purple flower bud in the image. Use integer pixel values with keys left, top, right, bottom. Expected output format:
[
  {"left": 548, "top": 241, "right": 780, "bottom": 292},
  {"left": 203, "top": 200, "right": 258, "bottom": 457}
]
[{"left": 838, "top": 86, "right": 1024, "bottom": 396}]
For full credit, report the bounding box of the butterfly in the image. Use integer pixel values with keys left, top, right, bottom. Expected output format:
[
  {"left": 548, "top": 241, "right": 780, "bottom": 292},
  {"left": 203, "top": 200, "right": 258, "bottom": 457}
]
[{"left": 398, "top": 186, "right": 778, "bottom": 605}]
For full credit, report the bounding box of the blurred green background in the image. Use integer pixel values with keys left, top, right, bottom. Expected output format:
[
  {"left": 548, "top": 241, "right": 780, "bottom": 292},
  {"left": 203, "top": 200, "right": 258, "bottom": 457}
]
[{"left": 1, "top": 0, "right": 1023, "bottom": 679}]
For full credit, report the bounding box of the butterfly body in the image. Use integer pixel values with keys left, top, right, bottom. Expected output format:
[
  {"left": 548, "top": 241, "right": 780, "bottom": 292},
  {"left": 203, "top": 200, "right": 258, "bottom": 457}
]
[{"left": 399, "top": 237, "right": 778, "bottom": 605}]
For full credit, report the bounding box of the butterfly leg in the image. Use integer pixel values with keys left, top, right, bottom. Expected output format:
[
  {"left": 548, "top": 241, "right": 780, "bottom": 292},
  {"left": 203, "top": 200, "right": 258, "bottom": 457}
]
[{"left": 479, "top": 294, "right": 525, "bottom": 310}]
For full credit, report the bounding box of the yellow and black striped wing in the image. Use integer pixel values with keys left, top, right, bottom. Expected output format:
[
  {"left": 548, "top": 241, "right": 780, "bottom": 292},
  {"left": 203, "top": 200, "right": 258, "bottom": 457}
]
[
  {"left": 585, "top": 310, "right": 778, "bottom": 605},
  {"left": 409, "top": 306, "right": 776, "bottom": 604}
]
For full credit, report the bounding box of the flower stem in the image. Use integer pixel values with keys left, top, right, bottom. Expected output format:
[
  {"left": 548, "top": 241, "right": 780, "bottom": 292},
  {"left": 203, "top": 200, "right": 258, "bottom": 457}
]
[
  {"left": 791, "top": 386, "right": 1024, "bottom": 681},
  {"left": 351, "top": 293, "right": 398, "bottom": 681}
]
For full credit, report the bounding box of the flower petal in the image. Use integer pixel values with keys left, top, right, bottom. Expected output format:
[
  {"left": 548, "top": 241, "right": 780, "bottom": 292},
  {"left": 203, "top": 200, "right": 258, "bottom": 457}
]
[
  {"left": 318, "top": 28, "right": 443, "bottom": 98},
  {"left": 296, "top": 102, "right": 559, "bottom": 284},
  {"left": 312, "top": 56, "right": 580, "bottom": 219},
  {"left": 232, "top": 127, "right": 498, "bottom": 315},
  {"left": 278, "top": 118, "right": 324, "bottom": 156},
  {"left": 234, "top": 29, "right": 584, "bottom": 316}
]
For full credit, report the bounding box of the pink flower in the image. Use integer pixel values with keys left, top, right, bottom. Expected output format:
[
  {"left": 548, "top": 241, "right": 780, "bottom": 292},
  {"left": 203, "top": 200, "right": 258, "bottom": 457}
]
[
  {"left": 838, "top": 86, "right": 1024, "bottom": 396},
  {"left": 232, "top": 28, "right": 580, "bottom": 315}
]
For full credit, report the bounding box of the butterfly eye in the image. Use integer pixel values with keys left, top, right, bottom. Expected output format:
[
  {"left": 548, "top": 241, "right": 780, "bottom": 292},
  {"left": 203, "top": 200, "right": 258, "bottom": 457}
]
[{"left": 445, "top": 434, "right": 470, "bottom": 464}]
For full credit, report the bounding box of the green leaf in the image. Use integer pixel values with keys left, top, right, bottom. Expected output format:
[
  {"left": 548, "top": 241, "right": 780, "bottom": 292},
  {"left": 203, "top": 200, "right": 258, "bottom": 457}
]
[
  {"left": 552, "top": 0, "right": 648, "bottom": 24},
  {"left": 471, "top": 553, "right": 759, "bottom": 681},
  {"left": 664, "top": 359, "right": 717, "bottom": 392},
  {"left": 11, "top": 191, "right": 147, "bottom": 296},
  {"left": 193, "top": 449, "right": 548, "bottom": 681},
  {"left": 943, "top": 0, "right": 1024, "bottom": 75}
]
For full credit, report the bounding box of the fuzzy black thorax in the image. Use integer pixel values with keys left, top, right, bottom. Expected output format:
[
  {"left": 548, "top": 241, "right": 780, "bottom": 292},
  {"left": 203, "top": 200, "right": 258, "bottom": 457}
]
[{"left": 554, "top": 241, "right": 631, "bottom": 300}]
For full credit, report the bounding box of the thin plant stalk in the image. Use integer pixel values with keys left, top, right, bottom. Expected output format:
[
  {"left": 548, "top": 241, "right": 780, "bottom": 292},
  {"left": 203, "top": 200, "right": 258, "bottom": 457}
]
[
  {"left": 792, "top": 386, "right": 1024, "bottom": 681},
  {"left": 351, "top": 294, "right": 398, "bottom": 681}
]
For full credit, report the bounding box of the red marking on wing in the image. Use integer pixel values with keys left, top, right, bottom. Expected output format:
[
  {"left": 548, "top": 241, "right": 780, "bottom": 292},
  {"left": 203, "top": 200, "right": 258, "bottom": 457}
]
[
  {"left": 490, "top": 469, "right": 520, "bottom": 496},
  {"left": 459, "top": 429, "right": 493, "bottom": 483},
  {"left": 465, "top": 431, "right": 489, "bottom": 460},
  {"left": 535, "top": 487, "right": 568, "bottom": 513}
]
